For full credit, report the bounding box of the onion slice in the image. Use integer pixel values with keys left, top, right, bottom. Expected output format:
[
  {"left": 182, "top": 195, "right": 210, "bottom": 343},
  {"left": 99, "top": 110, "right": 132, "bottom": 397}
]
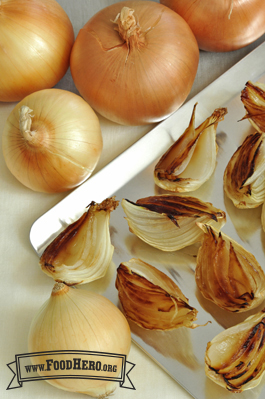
[
  {"left": 116, "top": 258, "right": 200, "bottom": 330},
  {"left": 205, "top": 310, "right": 265, "bottom": 392},
  {"left": 154, "top": 104, "right": 227, "bottom": 192},
  {"left": 223, "top": 132, "right": 265, "bottom": 208},
  {"left": 241, "top": 81, "right": 265, "bottom": 133},
  {"left": 195, "top": 223, "right": 265, "bottom": 312},
  {"left": 40, "top": 197, "right": 119, "bottom": 285},
  {"left": 121, "top": 195, "right": 226, "bottom": 251}
]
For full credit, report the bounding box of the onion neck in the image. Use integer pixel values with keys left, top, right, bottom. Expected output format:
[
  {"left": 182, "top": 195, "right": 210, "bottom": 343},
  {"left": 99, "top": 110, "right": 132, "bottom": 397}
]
[
  {"left": 112, "top": 7, "right": 145, "bottom": 49},
  {"left": 52, "top": 282, "right": 70, "bottom": 296},
  {"left": 19, "top": 106, "right": 36, "bottom": 142}
]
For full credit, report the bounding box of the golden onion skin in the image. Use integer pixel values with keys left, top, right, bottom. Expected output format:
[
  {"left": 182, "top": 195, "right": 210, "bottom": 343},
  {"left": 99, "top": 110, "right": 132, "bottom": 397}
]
[
  {"left": 195, "top": 223, "right": 265, "bottom": 312},
  {"left": 160, "top": 0, "right": 265, "bottom": 52},
  {"left": 205, "top": 310, "right": 265, "bottom": 392},
  {"left": 0, "top": 0, "right": 74, "bottom": 102},
  {"left": 28, "top": 283, "right": 131, "bottom": 397},
  {"left": 70, "top": 1, "right": 199, "bottom": 125},
  {"left": 2, "top": 89, "right": 103, "bottom": 193}
]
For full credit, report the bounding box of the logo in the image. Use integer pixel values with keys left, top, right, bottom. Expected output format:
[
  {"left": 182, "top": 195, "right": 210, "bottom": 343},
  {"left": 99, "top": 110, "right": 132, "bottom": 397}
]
[{"left": 7, "top": 350, "right": 135, "bottom": 391}]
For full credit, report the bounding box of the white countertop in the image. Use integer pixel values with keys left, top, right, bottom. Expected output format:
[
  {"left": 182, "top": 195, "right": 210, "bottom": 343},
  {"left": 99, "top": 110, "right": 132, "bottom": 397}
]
[{"left": 1, "top": 1, "right": 265, "bottom": 398}]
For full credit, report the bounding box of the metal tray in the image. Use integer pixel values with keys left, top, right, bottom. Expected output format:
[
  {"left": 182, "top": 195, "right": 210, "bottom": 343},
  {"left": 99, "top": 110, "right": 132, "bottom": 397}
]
[{"left": 30, "top": 42, "right": 265, "bottom": 399}]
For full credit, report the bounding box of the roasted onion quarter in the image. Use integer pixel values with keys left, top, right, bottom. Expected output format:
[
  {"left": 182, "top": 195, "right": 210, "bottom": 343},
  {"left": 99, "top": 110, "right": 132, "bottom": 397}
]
[
  {"left": 154, "top": 103, "right": 227, "bottom": 192},
  {"left": 241, "top": 81, "right": 265, "bottom": 133},
  {"left": 223, "top": 132, "right": 265, "bottom": 208},
  {"left": 115, "top": 258, "right": 199, "bottom": 330},
  {"left": 205, "top": 310, "right": 265, "bottom": 393},
  {"left": 40, "top": 197, "right": 119, "bottom": 285},
  {"left": 195, "top": 223, "right": 265, "bottom": 312},
  {"left": 121, "top": 195, "right": 226, "bottom": 251}
]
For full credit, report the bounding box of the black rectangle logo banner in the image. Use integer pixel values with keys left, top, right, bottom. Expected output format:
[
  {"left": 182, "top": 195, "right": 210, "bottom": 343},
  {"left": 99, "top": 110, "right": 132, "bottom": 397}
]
[{"left": 7, "top": 350, "right": 135, "bottom": 391}]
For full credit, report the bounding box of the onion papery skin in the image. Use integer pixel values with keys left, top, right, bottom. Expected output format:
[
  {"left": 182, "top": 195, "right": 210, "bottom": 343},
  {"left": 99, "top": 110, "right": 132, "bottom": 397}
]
[
  {"left": 70, "top": 1, "right": 199, "bottom": 126},
  {"left": 0, "top": 0, "right": 74, "bottom": 102},
  {"left": 2, "top": 89, "right": 103, "bottom": 193},
  {"left": 28, "top": 283, "right": 131, "bottom": 397},
  {"left": 160, "top": 0, "right": 265, "bottom": 52}
]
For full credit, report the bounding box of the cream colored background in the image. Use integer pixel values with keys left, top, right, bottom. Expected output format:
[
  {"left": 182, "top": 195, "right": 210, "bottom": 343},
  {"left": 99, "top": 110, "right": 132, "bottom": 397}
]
[{"left": 1, "top": 1, "right": 265, "bottom": 398}]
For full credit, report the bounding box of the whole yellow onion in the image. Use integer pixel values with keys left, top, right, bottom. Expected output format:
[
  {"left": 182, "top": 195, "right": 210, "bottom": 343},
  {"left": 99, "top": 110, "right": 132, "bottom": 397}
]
[
  {"left": 2, "top": 89, "right": 103, "bottom": 193},
  {"left": 0, "top": 0, "right": 74, "bottom": 102},
  {"left": 28, "top": 283, "right": 131, "bottom": 397},
  {"left": 70, "top": 1, "right": 199, "bottom": 125},
  {"left": 160, "top": 0, "right": 265, "bottom": 52}
]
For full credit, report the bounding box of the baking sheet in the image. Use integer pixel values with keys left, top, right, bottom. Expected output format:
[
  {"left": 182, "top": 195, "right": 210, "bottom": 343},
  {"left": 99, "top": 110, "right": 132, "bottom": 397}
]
[{"left": 30, "top": 42, "right": 265, "bottom": 399}]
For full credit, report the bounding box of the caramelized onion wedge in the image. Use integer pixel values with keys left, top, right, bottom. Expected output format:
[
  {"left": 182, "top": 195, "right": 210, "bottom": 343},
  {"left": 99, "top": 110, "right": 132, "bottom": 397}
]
[
  {"left": 241, "top": 81, "right": 265, "bottom": 133},
  {"left": 223, "top": 132, "right": 265, "bottom": 208},
  {"left": 205, "top": 310, "right": 265, "bottom": 393},
  {"left": 121, "top": 195, "right": 226, "bottom": 251},
  {"left": 154, "top": 103, "right": 227, "bottom": 192},
  {"left": 115, "top": 258, "right": 200, "bottom": 330},
  {"left": 196, "top": 223, "right": 265, "bottom": 312},
  {"left": 40, "top": 197, "right": 119, "bottom": 285}
]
